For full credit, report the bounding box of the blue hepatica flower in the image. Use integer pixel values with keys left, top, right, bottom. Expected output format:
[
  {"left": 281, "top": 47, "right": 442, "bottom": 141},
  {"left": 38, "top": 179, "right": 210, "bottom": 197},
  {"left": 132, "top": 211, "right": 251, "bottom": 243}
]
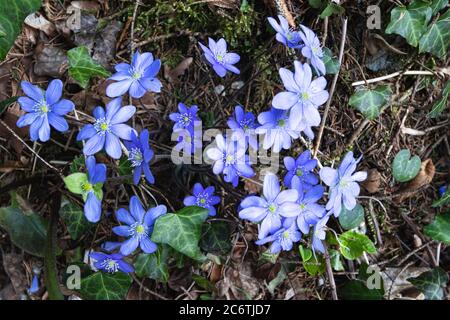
[
  {"left": 173, "top": 127, "right": 202, "bottom": 155},
  {"left": 272, "top": 61, "right": 329, "bottom": 134},
  {"left": 28, "top": 274, "right": 40, "bottom": 295},
  {"left": 77, "top": 97, "right": 136, "bottom": 159},
  {"left": 319, "top": 152, "right": 367, "bottom": 217},
  {"left": 256, "top": 222, "right": 301, "bottom": 254},
  {"left": 268, "top": 15, "right": 302, "bottom": 49},
  {"left": 199, "top": 38, "right": 240, "bottom": 78},
  {"left": 227, "top": 105, "right": 259, "bottom": 150},
  {"left": 82, "top": 156, "right": 106, "bottom": 223},
  {"left": 183, "top": 183, "right": 221, "bottom": 216},
  {"left": 299, "top": 25, "right": 326, "bottom": 76},
  {"left": 113, "top": 196, "right": 167, "bottom": 256},
  {"left": 169, "top": 103, "right": 200, "bottom": 134},
  {"left": 90, "top": 252, "right": 134, "bottom": 273},
  {"left": 283, "top": 150, "right": 318, "bottom": 188},
  {"left": 311, "top": 214, "right": 330, "bottom": 253},
  {"left": 283, "top": 177, "right": 326, "bottom": 235},
  {"left": 106, "top": 51, "right": 162, "bottom": 99},
  {"left": 206, "top": 134, "right": 254, "bottom": 187},
  {"left": 16, "top": 80, "right": 74, "bottom": 142},
  {"left": 124, "top": 129, "right": 155, "bottom": 185},
  {"left": 255, "top": 107, "right": 300, "bottom": 153},
  {"left": 239, "top": 174, "right": 300, "bottom": 239},
  {"left": 439, "top": 185, "right": 447, "bottom": 196}
]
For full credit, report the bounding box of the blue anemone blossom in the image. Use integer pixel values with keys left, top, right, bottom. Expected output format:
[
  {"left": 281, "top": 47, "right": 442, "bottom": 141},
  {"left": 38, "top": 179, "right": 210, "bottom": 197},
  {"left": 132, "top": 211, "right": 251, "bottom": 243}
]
[
  {"left": 238, "top": 174, "right": 300, "bottom": 239},
  {"left": 106, "top": 51, "right": 162, "bottom": 99},
  {"left": 319, "top": 152, "right": 367, "bottom": 217},
  {"left": 283, "top": 150, "right": 318, "bottom": 188},
  {"left": 124, "top": 129, "right": 155, "bottom": 185},
  {"left": 77, "top": 97, "right": 136, "bottom": 159},
  {"left": 16, "top": 80, "right": 74, "bottom": 142},
  {"left": 268, "top": 15, "right": 302, "bottom": 49},
  {"left": 169, "top": 103, "right": 200, "bottom": 134},
  {"left": 227, "top": 105, "right": 259, "bottom": 150},
  {"left": 199, "top": 38, "right": 240, "bottom": 77},
  {"left": 82, "top": 156, "right": 106, "bottom": 223},
  {"left": 113, "top": 196, "right": 167, "bottom": 256},
  {"left": 206, "top": 134, "right": 254, "bottom": 187},
  {"left": 90, "top": 252, "right": 134, "bottom": 273},
  {"left": 183, "top": 183, "right": 221, "bottom": 216},
  {"left": 299, "top": 25, "right": 326, "bottom": 76},
  {"left": 256, "top": 222, "right": 301, "bottom": 254}
]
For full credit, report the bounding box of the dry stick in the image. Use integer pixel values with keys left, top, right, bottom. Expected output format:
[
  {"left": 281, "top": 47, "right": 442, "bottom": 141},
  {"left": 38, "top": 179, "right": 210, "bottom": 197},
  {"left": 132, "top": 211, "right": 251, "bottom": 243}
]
[
  {"left": 0, "top": 119, "right": 63, "bottom": 180},
  {"left": 313, "top": 18, "right": 348, "bottom": 158},
  {"left": 322, "top": 240, "right": 338, "bottom": 300},
  {"left": 351, "top": 70, "right": 437, "bottom": 87}
]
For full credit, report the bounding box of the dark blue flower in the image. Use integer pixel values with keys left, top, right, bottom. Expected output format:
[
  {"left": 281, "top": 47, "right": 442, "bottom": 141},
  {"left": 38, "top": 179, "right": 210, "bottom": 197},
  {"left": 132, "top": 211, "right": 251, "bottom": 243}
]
[
  {"left": 199, "top": 38, "right": 240, "bottom": 77},
  {"left": 183, "top": 183, "right": 221, "bottom": 216},
  {"left": 83, "top": 156, "right": 106, "bottom": 223},
  {"left": 283, "top": 150, "right": 318, "bottom": 188},
  {"left": 113, "top": 196, "right": 167, "bottom": 256},
  {"left": 255, "top": 222, "right": 301, "bottom": 254},
  {"left": 77, "top": 97, "right": 136, "bottom": 159},
  {"left": 268, "top": 15, "right": 302, "bottom": 49},
  {"left": 227, "top": 105, "right": 258, "bottom": 150},
  {"left": 206, "top": 134, "right": 254, "bottom": 187},
  {"left": 169, "top": 103, "right": 200, "bottom": 134},
  {"left": 27, "top": 274, "right": 40, "bottom": 295},
  {"left": 16, "top": 80, "right": 74, "bottom": 142},
  {"left": 90, "top": 252, "right": 134, "bottom": 273},
  {"left": 106, "top": 51, "right": 162, "bottom": 99},
  {"left": 124, "top": 129, "right": 155, "bottom": 185},
  {"left": 439, "top": 185, "right": 447, "bottom": 196}
]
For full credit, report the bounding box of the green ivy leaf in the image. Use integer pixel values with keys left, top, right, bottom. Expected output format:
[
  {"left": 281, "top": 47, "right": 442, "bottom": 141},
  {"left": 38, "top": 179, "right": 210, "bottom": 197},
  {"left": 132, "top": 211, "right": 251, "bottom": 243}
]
[
  {"left": 67, "top": 46, "right": 111, "bottom": 88},
  {"left": 0, "top": 0, "right": 42, "bottom": 60},
  {"left": 319, "top": 3, "right": 344, "bottom": 18},
  {"left": 428, "top": 81, "right": 449, "bottom": 117},
  {"left": 260, "top": 249, "right": 279, "bottom": 264},
  {"left": 308, "top": 0, "right": 325, "bottom": 9},
  {"left": 299, "top": 245, "right": 325, "bottom": 276},
  {"left": 322, "top": 47, "right": 340, "bottom": 75},
  {"left": 330, "top": 249, "right": 345, "bottom": 271},
  {"left": 424, "top": 213, "right": 450, "bottom": 243},
  {"left": 432, "top": 185, "right": 450, "bottom": 207},
  {"left": 200, "top": 221, "right": 232, "bottom": 255},
  {"left": 419, "top": 10, "right": 450, "bottom": 59},
  {"left": 59, "top": 199, "right": 92, "bottom": 240},
  {"left": 408, "top": 267, "right": 449, "bottom": 300},
  {"left": 134, "top": 245, "right": 169, "bottom": 282},
  {"left": 386, "top": 6, "right": 432, "bottom": 47},
  {"left": 69, "top": 155, "right": 86, "bottom": 174},
  {"left": 79, "top": 272, "right": 132, "bottom": 300},
  {"left": 339, "top": 204, "right": 365, "bottom": 230},
  {"left": 0, "top": 200, "right": 48, "bottom": 257},
  {"left": 430, "top": 0, "right": 448, "bottom": 15},
  {"left": 340, "top": 279, "right": 384, "bottom": 300},
  {"left": 192, "top": 274, "right": 216, "bottom": 292},
  {"left": 117, "top": 156, "right": 133, "bottom": 177},
  {"left": 64, "top": 172, "right": 88, "bottom": 195},
  {"left": 338, "top": 230, "right": 376, "bottom": 260},
  {"left": 0, "top": 96, "right": 18, "bottom": 116},
  {"left": 151, "top": 206, "right": 209, "bottom": 261},
  {"left": 392, "top": 149, "right": 421, "bottom": 182},
  {"left": 349, "top": 85, "right": 392, "bottom": 120}
]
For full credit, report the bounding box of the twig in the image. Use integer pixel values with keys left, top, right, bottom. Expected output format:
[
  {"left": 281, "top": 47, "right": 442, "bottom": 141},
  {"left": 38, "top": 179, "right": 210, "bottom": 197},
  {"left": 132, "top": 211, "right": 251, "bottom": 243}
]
[
  {"left": 351, "top": 70, "right": 438, "bottom": 87},
  {"left": 322, "top": 240, "right": 338, "bottom": 300},
  {"left": 313, "top": 18, "right": 348, "bottom": 158},
  {"left": 0, "top": 119, "right": 64, "bottom": 180}
]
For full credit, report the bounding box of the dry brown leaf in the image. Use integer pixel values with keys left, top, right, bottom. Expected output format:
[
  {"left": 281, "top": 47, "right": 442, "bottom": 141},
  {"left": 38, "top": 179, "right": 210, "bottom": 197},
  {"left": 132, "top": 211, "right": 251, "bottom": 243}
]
[
  {"left": 397, "top": 159, "right": 435, "bottom": 202},
  {"left": 70, "top": 1, "right": 100, "bottom": 12},
  {"left": 2, "top": 253, "right": 28, "bottom": 296},
  {"left": 207, "top": 0, "right": 239, "bottom": 9},
  {"left": 361, "top": 168, "right": 381, "bottom": 194},
  {"left": 209, "top": 263, "right": 223, "bottom": 283},
  {"left": 24, "top": 13, "right": 55, "bottom": 36},
  {"left": 34, "top": 46, "right": 68, "bottom": 77},
  {"left": 0, "top": 161, "right": 26, "bottom": 173},
  {"left": 164, "top": 57, "right": 193, "bottom": 84},
  {"left": 216, "top": 262, "right": 262, "bottom": 299}
]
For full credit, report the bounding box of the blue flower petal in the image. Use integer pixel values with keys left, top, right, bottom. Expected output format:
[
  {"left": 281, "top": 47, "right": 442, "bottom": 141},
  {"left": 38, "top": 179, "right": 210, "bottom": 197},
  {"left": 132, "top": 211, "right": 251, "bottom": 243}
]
[{"left": 84, "top": 192, "right": 101, "bottom": 223}]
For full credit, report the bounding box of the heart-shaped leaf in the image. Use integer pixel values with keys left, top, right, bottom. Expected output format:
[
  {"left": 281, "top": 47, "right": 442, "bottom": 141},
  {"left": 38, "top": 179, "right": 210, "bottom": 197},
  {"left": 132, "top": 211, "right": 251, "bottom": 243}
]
[
  {"left": 408, "top": 267, "right": 449, "bottom": 300},
  {"left": 322, "top": 47, "right": 340, "bottom": 75},
  {"left": 59, "top": 199, "right": 93, "bottom": 240},
  {"left": 79, "top": 272, "right": 132, "bottom": 300},
  {"left": 349, "top": 85, "right": 392, "bottom": 119},
  {"left": 134, "top": 245, "right": 170, "bottom": 282},
  {"left": 0, "top": 0, "right": 42, "bottom": 60},
  {"left": 424, "top": 213, "right": 450, "bottom": 243},
  {"left": 392, "top": 149, "right": 421, "bottom": 182},
  {"left": 428, "top": 80, "right": 449, "bottom": 117},
  {"left": 299, "top": 245, "right": 325, "bottom": 276},
  {"left": 419, "top": 9, "right": 450, "bottom": 59},
  {"left": 67, "top": 46, "right": 110, "bottom": 88},
  {"left": 339, "top": 204, "right": 365, "bottom": 230},
  {"left": 338, "top": 230, "right": 376, "bottom": 260},
  {"left": 200, "top": 221, "right": 232, "bottom": 255},
  {"left": 151, "top": 206, "right": 209, "bottom": 261},
  {"left": 340, "top": 280, "right": 384, "bottom": 300},
  {"left": 0, "top": 200, "right": 48, "bottom": 257},
  {"left": 386, "top": 6, "right": 432, "bottom": 47},
  {"left": 64, "top": 172, "right": 88, "bottom": 195}
]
